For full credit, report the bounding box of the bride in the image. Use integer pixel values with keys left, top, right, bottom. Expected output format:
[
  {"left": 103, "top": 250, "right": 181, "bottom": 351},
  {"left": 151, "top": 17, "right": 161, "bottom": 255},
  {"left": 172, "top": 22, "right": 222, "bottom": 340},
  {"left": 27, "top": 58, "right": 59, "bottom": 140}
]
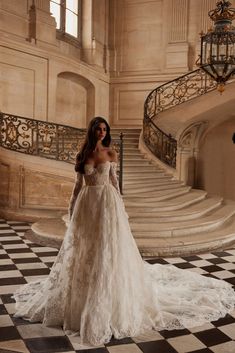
[{"left": 13, "top": 117, "right": 235, "bottom": 346}]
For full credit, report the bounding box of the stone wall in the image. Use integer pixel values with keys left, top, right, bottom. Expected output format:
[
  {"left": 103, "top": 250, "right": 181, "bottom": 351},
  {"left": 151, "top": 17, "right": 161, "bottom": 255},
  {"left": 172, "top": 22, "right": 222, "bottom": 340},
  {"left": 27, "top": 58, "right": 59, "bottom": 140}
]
[
  {"left": 0, "top": 149, "right": 74, "bottom": 221},
  {"left": 1, "top": 0, "right": 230, "bottom": 127}
]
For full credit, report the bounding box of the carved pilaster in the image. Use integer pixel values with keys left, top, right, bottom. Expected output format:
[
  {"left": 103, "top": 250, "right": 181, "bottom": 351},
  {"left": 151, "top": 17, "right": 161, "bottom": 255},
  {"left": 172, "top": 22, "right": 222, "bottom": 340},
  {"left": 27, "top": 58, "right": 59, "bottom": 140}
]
[
  {"left": 198, "top": 0, "right": 215, "bottom": 33},
  {"left": 169, "top": 0, "right": 188, "bottom": 42}
]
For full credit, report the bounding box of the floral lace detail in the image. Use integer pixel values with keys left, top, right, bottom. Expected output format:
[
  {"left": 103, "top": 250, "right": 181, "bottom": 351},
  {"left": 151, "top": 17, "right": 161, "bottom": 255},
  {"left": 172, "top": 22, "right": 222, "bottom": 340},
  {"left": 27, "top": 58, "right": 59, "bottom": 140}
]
[{"left": 12, "top": 161, "right": 235, "bottom": 346}]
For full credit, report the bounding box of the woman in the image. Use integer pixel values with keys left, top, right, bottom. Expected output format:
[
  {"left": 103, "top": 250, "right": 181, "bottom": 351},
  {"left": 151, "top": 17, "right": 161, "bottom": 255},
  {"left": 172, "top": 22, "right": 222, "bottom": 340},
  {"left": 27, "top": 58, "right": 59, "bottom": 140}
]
[{"left": 13, "top": 117, "right": 235, "bottom": 346}]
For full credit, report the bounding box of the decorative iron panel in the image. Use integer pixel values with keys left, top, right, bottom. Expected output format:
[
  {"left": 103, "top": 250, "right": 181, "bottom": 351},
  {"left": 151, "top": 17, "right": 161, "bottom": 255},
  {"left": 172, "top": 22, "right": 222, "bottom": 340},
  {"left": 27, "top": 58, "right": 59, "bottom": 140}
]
[{"left": 143, "top": 68, "right": 218, "bottom": 168}]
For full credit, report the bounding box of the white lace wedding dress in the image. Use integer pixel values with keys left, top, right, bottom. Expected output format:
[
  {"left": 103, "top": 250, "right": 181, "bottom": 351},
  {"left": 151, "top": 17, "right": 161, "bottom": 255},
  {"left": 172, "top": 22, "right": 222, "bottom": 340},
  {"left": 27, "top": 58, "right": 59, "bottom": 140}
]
[{"left": 13, "top": 161, "right": 235, "bottom": 346}]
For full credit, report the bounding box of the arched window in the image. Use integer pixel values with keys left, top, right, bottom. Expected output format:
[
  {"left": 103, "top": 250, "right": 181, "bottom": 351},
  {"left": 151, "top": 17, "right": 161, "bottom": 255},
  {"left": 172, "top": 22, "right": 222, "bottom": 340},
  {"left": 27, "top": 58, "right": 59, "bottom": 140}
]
[{"left": 50, "top": 0, "right": 81, "bottom": 45}]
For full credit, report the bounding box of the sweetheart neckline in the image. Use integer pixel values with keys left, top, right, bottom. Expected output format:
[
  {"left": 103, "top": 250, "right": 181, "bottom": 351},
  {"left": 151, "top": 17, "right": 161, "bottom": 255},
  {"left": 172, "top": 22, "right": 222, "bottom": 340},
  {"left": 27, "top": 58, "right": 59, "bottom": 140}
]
[{"left": 84, "top": 161, "right": 116, "bottom": 169}]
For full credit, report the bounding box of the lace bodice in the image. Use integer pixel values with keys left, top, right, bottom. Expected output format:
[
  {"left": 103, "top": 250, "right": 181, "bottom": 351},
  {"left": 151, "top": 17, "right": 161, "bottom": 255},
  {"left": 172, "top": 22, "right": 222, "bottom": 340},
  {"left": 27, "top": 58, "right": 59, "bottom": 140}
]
[
  {"left": 68, "top": 161, "right": 120, "bottom": 218},
  {"left": 84, "top": 161, "right": 112, "bottom": 186}
]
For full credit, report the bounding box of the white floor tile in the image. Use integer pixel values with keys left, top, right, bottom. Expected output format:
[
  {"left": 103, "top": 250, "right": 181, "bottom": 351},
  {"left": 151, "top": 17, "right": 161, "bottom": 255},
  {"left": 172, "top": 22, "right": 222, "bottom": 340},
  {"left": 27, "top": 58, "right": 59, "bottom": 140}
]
[
  {"left": 210, "top": 340, "right": 235, "bottom": 353},
  {"left": 8, "top": 253, "right": 37, "bottom": 259},
  {"left": 0, "top": 270, "right": 23, "bottom": 278},
  {"left": 0, "top": 314, "right": 14, "bottom": 327},
  {"left": 168, "top": 334, "right": 206, "bottom": 353},
  {"left": 107, "top": 344, "right": 143, "bottom": 353},
  {"left": 218, "top": 323, "right": 235, "bottom": 340}
]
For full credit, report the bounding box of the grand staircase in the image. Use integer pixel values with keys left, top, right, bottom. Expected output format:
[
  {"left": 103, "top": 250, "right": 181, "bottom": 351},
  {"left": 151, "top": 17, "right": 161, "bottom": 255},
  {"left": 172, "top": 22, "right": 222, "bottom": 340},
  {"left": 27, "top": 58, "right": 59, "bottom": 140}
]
[{"left": 29, "top": 127, "right": 235, "bottom": 257}]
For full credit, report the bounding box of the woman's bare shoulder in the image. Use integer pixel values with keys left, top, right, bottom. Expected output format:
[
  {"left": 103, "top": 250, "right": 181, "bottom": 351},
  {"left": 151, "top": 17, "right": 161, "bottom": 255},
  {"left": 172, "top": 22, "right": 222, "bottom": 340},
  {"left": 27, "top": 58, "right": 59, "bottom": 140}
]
[{"left": 108, "top": 148, "right": 118, "bottom": 162}]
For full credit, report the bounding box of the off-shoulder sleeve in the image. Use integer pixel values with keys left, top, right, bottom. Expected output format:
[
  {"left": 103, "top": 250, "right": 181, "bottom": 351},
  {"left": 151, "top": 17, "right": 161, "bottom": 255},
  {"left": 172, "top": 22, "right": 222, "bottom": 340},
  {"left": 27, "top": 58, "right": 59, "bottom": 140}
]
[
  {"left": 68, "top": 172, "right": 83, "bottom": 218},
  {"left": 109, "top": 162, "right": 121, "bottom": 196}
]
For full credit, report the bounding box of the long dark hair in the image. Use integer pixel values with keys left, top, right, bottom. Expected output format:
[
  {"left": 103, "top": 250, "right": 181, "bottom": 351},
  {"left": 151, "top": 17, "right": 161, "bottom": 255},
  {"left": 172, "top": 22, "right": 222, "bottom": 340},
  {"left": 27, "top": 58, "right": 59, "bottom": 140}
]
[{"left": 75, "top": 117, "right": 111, "bottom": 173}]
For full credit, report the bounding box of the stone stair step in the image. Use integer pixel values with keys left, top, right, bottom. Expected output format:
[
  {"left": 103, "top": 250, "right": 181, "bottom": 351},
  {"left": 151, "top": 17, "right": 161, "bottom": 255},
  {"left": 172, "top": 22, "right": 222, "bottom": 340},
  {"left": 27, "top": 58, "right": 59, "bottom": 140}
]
[
  {"left": 124, "top": 176, "right": 173, "bottom": 185},
  {"left": 123, "top": 159, "right": 152, "bottom": 165},
  {"left": 128, "top": 197, "right": 222, "bottom": 222},
  {"left": 124, "top": 181, "right": 184, "bottom": 194},
  {"left": 123, "top": 165, "right": 161, "bottom": 170},
  {"left": 123, "top": 172, "right": 166, "bottom": 180},
  {"left": 136, "top": 215, "right": 235, "bottom": 257},
  {"left": 124, "top": 178, "right": 179, "bottom": 188},
  {"left": 123, "top": 186, "right": 191, "bottom": 202},
  {"left": 131, "top": 203, "right": 235, "bottom": 236},
  {"left": 125, "top": 189, "right": 207, "bottom": 211}
]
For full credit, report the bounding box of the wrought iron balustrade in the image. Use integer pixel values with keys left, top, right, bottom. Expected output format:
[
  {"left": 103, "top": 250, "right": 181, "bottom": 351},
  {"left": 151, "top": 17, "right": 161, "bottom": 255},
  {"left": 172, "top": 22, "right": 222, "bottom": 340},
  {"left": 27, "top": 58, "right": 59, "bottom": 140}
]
[
  {"left": 0, "top": 113, "right": 124, "bottom": 193},
  {"left": 143, "top": 68, "right": 218, "bottom": 168}
]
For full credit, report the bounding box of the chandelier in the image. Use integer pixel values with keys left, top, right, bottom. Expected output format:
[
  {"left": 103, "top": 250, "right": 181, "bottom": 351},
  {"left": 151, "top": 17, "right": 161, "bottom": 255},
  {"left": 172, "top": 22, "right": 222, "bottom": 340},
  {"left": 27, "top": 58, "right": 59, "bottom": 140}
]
[{"left": 198, "top": 0, "right": 235, "bottom": 93}]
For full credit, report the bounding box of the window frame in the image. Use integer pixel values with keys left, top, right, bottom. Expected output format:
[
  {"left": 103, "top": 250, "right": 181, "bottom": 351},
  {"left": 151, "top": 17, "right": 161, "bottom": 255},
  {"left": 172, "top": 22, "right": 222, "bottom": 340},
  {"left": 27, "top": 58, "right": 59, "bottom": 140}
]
[{"left": 50, "top": 0, "right": 82, "bottom": 47}]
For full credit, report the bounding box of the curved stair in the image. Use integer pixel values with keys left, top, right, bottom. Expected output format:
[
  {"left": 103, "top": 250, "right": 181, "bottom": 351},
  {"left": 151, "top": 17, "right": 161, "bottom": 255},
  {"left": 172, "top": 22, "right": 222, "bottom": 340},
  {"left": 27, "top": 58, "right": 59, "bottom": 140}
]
[{"left": 26, "top": 128, "right": 235, "bottom": 257}]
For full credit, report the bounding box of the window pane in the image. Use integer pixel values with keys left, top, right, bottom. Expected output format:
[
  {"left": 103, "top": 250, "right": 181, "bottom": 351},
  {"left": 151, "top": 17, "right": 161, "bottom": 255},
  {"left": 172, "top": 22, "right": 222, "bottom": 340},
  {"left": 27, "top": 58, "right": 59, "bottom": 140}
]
[
  {"left": 50, "top": 1, "right": 61, "bottom": 29},
  {"left": 65, "top": 10, "right": 78, "bottom": 37},
  {"left": 66, "top": 0, "right": 78, "bottom": 14}
]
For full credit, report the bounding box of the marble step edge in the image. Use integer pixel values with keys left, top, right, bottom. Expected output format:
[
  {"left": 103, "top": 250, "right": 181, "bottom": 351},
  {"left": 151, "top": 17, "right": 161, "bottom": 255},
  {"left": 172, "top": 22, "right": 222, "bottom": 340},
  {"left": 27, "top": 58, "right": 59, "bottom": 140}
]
[
  {"left": 127, "top": 197, "right": 223, "bottom": 221},
  {"left": 124, "top": 182, "right": 185, "bottom": 194},
  {"left": 123, "top": 175, "right": 172, "bottom": 183},
  {"left": 123, "top": 173, "right": 168, "bottom": 180},
  {"left": 123, "top": 160, "right": 153, "bottom": 165},
  {"left": 124, "top": 180, "right": 182, "bottom": 191},
  {"left": 137, "top": 217, "right": 235, "bottom": 257},
  {"left": 125, "top": 190, "right": 207, "bottom": 211},
  {"left": 124, "top": 187, "right": 191, "bottom": 202},
  {"left": 131, "top": 204, "right": 235, "bottom": 236},
  {"left": 26, "top": 215, "right": 235, "bottom": 258}
]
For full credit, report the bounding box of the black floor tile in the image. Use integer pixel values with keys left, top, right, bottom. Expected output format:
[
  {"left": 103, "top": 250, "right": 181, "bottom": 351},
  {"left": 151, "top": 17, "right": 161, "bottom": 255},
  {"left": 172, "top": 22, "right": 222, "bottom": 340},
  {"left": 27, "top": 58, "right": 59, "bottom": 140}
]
[
  {"left": 211, "top": 251, "right": 232, "bottom": 257},
  {"left": 174, "top": 263, "right": 195, "bottom": 269},
  {"left": 1, "top": 240, "right": 25, "bottom": 245},
  {"left": 159, "top": 328, "right": 191, "bottom": 339},
  {"left": 225, "top": 277, "right": 235, "bottom": 285},
  {"left": 194, "top": 328, "right": 231, "bottom": 347},
  {"left": 1, "top": 294, "right": 16, "bottom": 304},
  {"left": 106, "top": 337, "right": 134, "bottom": 346},
  {"left": 137, "top": 340, "right": 178, "bottom": 353},
  {"left": 13, "top": 258, "right": 42, "bottom": 264},
  {"left": 0, "top": 304, "right": 8, "bottom": 315},
  {"left": 0, "top": 326, "right": 21, "bottom": 341},
  {"left": 0, "top": 255, "right": 10, "bottom": 260},
  {"left": 7, "top": 248, "right": 33, "bottom": 254},
  {"left": 0, "top": 277, "right": 27, "bottom": 286},
  {"left": 201, "top": 265, "right": 223, "bottom": 272},
  {"left": 211, "top": 314, "right": 235, "bottom": 327},
  {"left": 34, "top": 252, "right": 58, "bottom": 257},
  {"left": 0, "top": 264, "right": 17, "bottom": 271},
  {"left": 146, "top": 258, "right": 168, "bottom": 265},
  {"left": 25, "top": 336, "right": 74, "bottom": 353},
  {"left": 20, "top": 268, "right": 50, "bottom": 276},
  {"left": 207, "top": 258, "right": 228, "bottom": 265}
]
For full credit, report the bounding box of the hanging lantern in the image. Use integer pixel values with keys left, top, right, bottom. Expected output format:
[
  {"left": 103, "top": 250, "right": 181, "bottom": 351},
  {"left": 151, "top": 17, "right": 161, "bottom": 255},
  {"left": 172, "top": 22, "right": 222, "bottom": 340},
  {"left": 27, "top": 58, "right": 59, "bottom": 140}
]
[{"left": 198, "top": 0, "right": 235, "bottom": 93}]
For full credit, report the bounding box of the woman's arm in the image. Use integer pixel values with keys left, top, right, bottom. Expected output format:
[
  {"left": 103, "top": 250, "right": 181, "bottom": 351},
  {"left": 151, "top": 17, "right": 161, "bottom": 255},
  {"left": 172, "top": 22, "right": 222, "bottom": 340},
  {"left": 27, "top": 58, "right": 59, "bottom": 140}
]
[
  {"left": 68, "top": 172, "right": 83, "bottom": 219},
  {"left": 109, "top": 150, "right": 121, "bottom": 195}
]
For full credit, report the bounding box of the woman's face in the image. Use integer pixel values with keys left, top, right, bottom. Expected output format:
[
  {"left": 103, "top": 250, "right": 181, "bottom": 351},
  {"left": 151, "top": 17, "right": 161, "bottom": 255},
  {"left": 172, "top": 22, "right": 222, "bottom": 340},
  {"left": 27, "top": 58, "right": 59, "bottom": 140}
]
[{"left": 95, "top": 122, "right": 107, "bottom": 141}]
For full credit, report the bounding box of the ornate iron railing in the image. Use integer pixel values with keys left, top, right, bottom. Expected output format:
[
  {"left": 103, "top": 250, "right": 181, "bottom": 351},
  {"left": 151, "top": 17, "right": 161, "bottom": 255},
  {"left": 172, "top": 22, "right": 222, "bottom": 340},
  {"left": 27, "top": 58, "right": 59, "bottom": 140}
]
[
  {"left": 143, "top": 68, "right": 218, "bottom": 168},
  {"left": 0, "top": 112, "right": 124, "bottom": 193}
]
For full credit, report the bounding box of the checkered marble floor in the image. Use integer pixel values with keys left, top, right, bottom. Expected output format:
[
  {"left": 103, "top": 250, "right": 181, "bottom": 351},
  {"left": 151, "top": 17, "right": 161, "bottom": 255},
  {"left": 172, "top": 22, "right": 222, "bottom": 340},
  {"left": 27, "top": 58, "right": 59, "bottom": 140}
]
[{"left": 0, "top": 219, "right": 235, "bottom": 353}]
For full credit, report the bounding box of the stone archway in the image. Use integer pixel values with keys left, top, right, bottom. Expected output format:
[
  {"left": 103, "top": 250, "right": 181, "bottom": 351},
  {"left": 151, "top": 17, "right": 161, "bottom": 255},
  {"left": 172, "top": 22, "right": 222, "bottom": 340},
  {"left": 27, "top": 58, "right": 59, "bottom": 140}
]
[
  {"left": 56, "top": 72, "right": 95, "bottom": 128},
  {"left": 196, "top": 117, "right": 235, "bottom": 201}
]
